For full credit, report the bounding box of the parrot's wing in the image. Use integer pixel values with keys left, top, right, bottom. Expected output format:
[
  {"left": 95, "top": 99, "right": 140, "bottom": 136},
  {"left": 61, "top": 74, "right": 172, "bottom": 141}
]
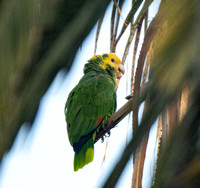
[{"left": 65, "top": 72, "right": 116, "bottom": 145}]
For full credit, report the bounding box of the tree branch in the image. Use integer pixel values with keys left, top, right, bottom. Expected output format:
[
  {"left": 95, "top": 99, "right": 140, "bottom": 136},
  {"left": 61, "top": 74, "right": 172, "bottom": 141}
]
[
  {"left": 95, "top": 82, "right": 150, "bottom": 143},
  {"left": 102, "top": 84, "right": 178, "bottom": 188}
]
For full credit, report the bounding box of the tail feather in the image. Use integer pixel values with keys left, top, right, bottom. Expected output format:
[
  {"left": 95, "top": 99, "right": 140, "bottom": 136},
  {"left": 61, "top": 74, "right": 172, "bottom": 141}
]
[{"left": 74, "top": 137, "right": 94, "bottom": 171}]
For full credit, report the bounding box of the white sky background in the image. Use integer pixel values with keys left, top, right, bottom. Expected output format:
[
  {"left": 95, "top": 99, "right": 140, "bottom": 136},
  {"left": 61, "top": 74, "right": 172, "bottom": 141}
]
[{"left": 0, "top": 1, "right": 161, "bottom": 187}]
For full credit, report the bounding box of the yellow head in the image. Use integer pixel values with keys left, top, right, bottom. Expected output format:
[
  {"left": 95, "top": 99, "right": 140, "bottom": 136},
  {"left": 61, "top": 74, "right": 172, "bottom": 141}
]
[{"left": 91, "top": 53, "right": 125, "bottom": 78}]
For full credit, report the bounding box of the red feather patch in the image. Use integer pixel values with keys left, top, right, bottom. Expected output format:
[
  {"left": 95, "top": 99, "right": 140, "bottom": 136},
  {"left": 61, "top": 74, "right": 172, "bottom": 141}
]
[{"left": 96, "top": 116, "right": 104, "bottom": 126}]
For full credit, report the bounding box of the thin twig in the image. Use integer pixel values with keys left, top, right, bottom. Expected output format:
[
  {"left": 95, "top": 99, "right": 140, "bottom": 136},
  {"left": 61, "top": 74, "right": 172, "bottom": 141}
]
[
  {"left": 144, "top": 9, "right": 148, "bottom": 32},
  {"left": 121, "top": 14, "right": 144, "bottom": 65},
  {"left": 156, "top": 114, "right": 162, "bottom": 155},
  {"left": 110, "top": 3, "right": 116, "bottom": 52},
  {"left": 100, "top": 138, "right": 109, "bottom": 170},
  {"left": 112, "top": 0, "right": 124, "bottom": 52},
  {"left": 131, "top": 15, "right": 157, "bottom": 187},
  {"left": 116, "top": 0, "right": 144, "bottom": 45},
  {"left": 132, "top": 13, "right": 158, "bottom": 136},
  {"left": 94, "top": 13, "right": 105, "bottom": 54},
  {"left": 116, "top": 0, "right": 153, "bottom": 45},
  {"left": 133, "top": 96, "right": 150, "bottom": 188},
  {"left": 113, "top": 0, "right": 124, "bottom": 21},
  {"left": 131, "top": 0, "right": 136, "bottom": 29},
  {"left": 141, "top": 40, "right": 152, "bottom": 85},
  {"left": 133, "top": 13, "right": 159, "bottom": 97},
  {"left": 131, "top": 19, "right": 143, "bottom": 93},
  {"left": 131, "top": 17, "right": 143, "bottom": 148}
]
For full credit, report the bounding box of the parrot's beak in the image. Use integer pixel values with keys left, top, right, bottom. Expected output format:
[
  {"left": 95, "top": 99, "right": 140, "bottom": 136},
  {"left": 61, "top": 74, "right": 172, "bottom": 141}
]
[{"left": 117, "top": 63, "right": 125, "bottom": 79}]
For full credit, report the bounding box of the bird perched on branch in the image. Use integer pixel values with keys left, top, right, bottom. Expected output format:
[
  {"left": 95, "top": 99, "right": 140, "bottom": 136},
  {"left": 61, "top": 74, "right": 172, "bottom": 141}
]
[{"left": 65, "top": 53, "right": 124, "bottom": 171}]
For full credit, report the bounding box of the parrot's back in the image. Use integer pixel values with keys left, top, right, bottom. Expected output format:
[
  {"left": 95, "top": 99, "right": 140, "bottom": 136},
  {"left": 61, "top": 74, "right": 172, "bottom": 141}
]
[{"left": 65, "top": 71, "right": 116, "bottom": 171}]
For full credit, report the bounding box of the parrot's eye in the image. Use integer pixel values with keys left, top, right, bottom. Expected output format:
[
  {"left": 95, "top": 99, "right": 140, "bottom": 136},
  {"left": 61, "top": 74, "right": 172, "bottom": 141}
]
[{"left": 111, "top": 58, "right": 115, "bottom": 63}]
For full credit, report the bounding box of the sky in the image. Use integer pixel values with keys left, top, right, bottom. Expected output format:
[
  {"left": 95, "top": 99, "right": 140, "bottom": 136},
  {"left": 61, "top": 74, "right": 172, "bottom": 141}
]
[{"left": 0, "top": 1, "right": 161, "bottom": 187}]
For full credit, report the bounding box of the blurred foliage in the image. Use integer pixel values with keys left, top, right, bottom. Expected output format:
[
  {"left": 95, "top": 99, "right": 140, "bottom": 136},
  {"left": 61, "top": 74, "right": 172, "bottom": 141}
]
[
  {"left": 100, "top": 0, "right": 200, "bottom": 187},
  {"left": 0, "top": 0, "right": 111, "bottom": 161},
  {"left": 1, "top": 0, "right": 200, "bottom": 187}
]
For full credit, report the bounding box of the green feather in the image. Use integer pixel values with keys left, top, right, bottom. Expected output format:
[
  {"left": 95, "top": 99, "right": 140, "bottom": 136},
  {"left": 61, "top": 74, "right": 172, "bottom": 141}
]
[{"left": 74, "top": 137, "right": 94, "bottom": 171}]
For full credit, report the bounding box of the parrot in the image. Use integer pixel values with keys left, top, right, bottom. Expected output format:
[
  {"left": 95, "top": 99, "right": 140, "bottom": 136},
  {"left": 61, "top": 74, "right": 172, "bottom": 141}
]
[{"left": 65, "top": 53, "right": 124, "bottom": 171}]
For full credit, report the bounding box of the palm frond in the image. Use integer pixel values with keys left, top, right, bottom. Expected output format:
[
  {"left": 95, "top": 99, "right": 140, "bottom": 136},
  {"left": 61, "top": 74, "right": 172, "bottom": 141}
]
[{"left": 0, "top": 0, "right": 111, "bottom": 162}]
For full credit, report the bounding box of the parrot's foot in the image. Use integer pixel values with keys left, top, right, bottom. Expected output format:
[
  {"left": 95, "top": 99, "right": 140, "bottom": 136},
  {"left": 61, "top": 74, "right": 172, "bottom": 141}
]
[
  {"left": 106, "top": 131, "right": 111, "bottom": 137},
  {"left": 100, "top": 131, "right": 111, "bottom": 142}
]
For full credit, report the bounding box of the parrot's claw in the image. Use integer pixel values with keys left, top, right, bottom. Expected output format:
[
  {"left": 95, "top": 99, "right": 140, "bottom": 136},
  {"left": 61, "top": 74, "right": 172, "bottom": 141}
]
[
  {"left": 102, "top": 126, "right": 111, "bottom": 137},
  {"left": 100, "top": 131, "right": 111, "bottom": 142},
  {"left": 105, "top": 131, "right": 111, "bottom": 137}
]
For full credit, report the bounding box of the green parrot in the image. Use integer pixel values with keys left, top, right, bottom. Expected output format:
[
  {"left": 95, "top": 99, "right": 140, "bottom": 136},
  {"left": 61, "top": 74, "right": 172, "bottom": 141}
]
[{"left": 65, "top": 53, "right": 124, "bottom": 171}]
